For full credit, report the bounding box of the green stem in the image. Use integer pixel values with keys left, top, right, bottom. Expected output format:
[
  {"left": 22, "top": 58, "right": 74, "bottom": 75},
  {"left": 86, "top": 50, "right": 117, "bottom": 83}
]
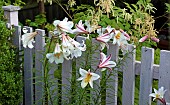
[
  {"left": 44, "top": 36, "right": 54, "bottom": 105},
  {"left": 54, "top": 0, "right": 73, "bottom": 20}
]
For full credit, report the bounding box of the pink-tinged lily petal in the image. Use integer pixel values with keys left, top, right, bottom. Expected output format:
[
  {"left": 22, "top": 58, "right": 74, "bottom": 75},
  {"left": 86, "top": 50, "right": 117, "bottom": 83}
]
[
  {"left": 139, "top": 35, "right": 148, "bottom": 42},
  {"left": 72, "top": 20, "right": 89, "bottom": 34},
  {"left": 61, "top": 34, "right": 72, "bottom": 47},
  {"left": 96, "top": 33, "right": 112, "bottom": 50},
  {"left": 120, "top": 29, "right": 130, "bottom": 40},
  {"left": 98, "top": 52, "right": 116, "bottom": 71},
  {"left": 151, "top": 37, "right": 160, "bottom": 43}
]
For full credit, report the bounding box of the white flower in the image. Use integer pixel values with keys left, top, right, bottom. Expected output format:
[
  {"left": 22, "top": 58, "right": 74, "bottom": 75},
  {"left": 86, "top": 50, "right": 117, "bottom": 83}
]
[
  {"left": 61, "top": 34, "right": 86, "bottom": 59},
  {"left": 96, "top": 26, "right": 115, "bottom": 50},
  {"left": 72, "top": 20, "right": 89, "bottom": 34},
  {"left": 21, "top": 31, "right": 38, "bottom": 49},
  {"left": 149, "top": 87, "right": 167, "bottom": 101},
  {"left": 113, "top": 30, "right": 126, "bottom": 45},
  {"left": 77, "top": 68, "right": 100, "bottom": 88},
  {"left": 46, "top": 43, "right": 64, "bottom": 64},
  {"left": 98, "top": 52, "right": 116, "bottom": 71},
  {"left": 53, "top": 17, "right": 73, "bottom": 34}
]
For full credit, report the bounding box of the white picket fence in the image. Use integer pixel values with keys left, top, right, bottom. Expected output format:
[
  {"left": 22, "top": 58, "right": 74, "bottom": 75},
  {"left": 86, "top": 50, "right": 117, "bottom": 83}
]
[{"left": 2, "top": 5, "right": 170, "bottom": 105}]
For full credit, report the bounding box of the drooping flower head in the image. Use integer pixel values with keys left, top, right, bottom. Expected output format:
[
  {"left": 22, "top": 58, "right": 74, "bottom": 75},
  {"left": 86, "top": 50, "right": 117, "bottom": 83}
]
[
  {"left": 98, "top": 52, "right": 116, "bottom": 71},
  {"left": 21, "top": 31, "right": 38, "bottom": 49},
  {"left": 96, "top": 26, "right": 115, "bottom": 50},
  {"left": 46, "top": 43, "right": 64, "bottom": 64},
  {"left": 77, "top": 68, "right": 100, "bottom": 88},
  {"left": 72, "top": 20, "right": 89, "bottom": 34},
  {"left": 53, "top": 17, "right": 73, "bottom": 34}
]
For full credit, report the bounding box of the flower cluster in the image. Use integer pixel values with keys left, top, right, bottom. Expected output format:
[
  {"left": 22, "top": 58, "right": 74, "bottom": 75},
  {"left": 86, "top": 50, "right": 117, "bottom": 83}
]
[{"left": 96, "top": 26, "right": 130, "bottom": 52}]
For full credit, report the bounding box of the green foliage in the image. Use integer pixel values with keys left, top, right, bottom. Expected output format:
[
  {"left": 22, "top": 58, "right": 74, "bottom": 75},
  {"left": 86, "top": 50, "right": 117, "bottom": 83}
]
[
  {"left": 26, "top": 13, "right": 47, "bottom": 28},
  {"left": 0, "top": 21, "right": 22, "bottom": 105},
  {"left": 3, "top": 0, "right": 25, "bottom": 7}
]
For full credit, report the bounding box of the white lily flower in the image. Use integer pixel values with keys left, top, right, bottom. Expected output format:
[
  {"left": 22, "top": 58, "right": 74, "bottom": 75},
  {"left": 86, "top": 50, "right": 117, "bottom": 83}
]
[
  {"left": 21, "top": 31, "right": 38, "bottom": 49},
  {"left": 149, "top": 87, "right": 167, "bottom": 101},
  {"left": 113, "top": 30, "right": 126, "bottom": 45},
  {"left": 46, "top": 43, "right": 64, "bottom": 64},
  {"left": 120, "top": 29, "right": 130, "bottom": 41},
  {"left": 72, "top": 20, "right": 89, "bottom": 34},
  {"left": 66, "top": 35, "right": 86, "bottom": 58},
  {"left": 96, "top": 26, "right": 115, "bottom": 50},
  {"left": 96, "top": 33, "right": 112, "bottom": 50},
  {"left": 53, "top": 17, "right": 73, "bottom": 34},
  {"left": 98, "top": 52, "right": 116, "bottom": 71},
  {"left": 77, "top": 68, "right": 100, "bottom": 88}
]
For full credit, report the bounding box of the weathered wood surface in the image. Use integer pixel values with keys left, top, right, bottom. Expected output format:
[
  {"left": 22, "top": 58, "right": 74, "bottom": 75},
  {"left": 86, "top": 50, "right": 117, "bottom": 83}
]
[
  {"left": 106, "top": 43, "right": 119, "bottom": 105},
  {"left": 139, "top": 47, "right": 154, "bottom": 105},
  {"left": 35, "top": 29, "right": 45, "bottom": 105},
  {"left": 122, "top": 45, "right": 136, "bottom": 105},
  {"left": 23, "top": 27, "right": 33, "bottom": 105},
  {"left": 158, "top": 50, "right": 170, "bottom": 104}
]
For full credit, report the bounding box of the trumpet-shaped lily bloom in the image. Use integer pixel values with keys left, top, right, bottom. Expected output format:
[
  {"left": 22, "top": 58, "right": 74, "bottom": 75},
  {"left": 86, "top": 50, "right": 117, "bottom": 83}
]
[
  {"left": 53, "top": 17, "right": 73, "bottom": 34},
  {"left": 21, "top": 31, "right": 38, "bottom": 49},
  {"left": 77, "top": 68, "right": 100, "bottom": 88},
  {"left": 96, "top": 26, "right": 115, "bottom": 50},
  {"left": 98, "top": 52, "right": 116, "bottom": 71},
  {"left": 72, "top": 20, "right": 89, "bottom": 34},
  {"left": 66, "top": 35, "right": 86, "bottom": 58},
  {"left": 61, "top": 33, "right": 86, "bottom": 59},
  {"left": 149, "top": 87, "right": 167, "bottom": 101},
  {"left": 46, "top": 43, "right": 64, "bottom": 64},
  {"left": 113, "top": 30, "right": 127, "bottom": 46},
  {"left": 96, "top": 33, "right": 112, "bottom": 50}
]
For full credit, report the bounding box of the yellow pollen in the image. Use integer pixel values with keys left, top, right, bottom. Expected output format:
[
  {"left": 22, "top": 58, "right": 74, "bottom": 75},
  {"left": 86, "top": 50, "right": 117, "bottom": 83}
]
[
  {"left": 54, "top": 53, "right": 61, "bottom": 59},
  {"left": 84, "top": 73, "right": 92, "bottom": 83},
  {"left": 155, "top": 94, "right": 160, "bottom": 99},
  {"left": 115, "top": 32, "right": 121, "bottom": 39}
]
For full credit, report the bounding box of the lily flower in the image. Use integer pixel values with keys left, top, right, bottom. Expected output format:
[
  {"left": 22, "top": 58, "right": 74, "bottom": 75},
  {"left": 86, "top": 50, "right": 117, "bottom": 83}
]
[
  {"left": 119, "top": 29, "right": 130, "bottom": 41},
  {"left": 98, "top": 52, "right": 116, "bottom": 71},
  {"left": 96, "top": 26, "right": 115, "bottom": 50},
  {"left": 72, "top": 20, "right": 89, "bottom": 34},
  {"left": 46, "top": 43, "right": 64, "bottom": 64},
  {"left": 77, "top": 68, "right": 100, "bottom": 88},
  {"left": 96, "top": 32, "right": 112, "bottom": 50},
  {"left": 21, "top": 31, "right": 38, "bottom": 49},
  {"left": 149, "top": 87, "right": 167, "bottom": 104},
  {"left": 53, "top": 17, "right": 73, "bottom": 34},
  {"left": 112, "top": 30, "right": 127, "bottom": 46},
  {"left": 66, "top": 35, "right": 86, "bottom": 58}
]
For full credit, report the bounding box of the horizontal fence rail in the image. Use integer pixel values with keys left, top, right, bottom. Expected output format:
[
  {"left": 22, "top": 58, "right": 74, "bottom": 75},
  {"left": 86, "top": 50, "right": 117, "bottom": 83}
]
[{"left": 12, "top": 25, "right": 170, "bottom": 105}]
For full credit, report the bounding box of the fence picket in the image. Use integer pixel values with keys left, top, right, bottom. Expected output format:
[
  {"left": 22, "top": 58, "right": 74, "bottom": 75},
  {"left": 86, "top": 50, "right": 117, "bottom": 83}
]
[
  {"left": 61, "top": 59, "right": 72, "bottom": 104},
  {"left": 35, "top": 29, "right": 45, "bottom": 104},
  {"left": 122, "top": 44, "right": 136, "bottom": 105},
  {"left": 106, "top": 43, "right": 119, "bottom": 105},
  {"left": 23, "top": 27, "right": 33, "bottom": 105},
  {"left": 91, "top": 39, "right": 101, "bottom": 104},
  {"left": 139, "top": 47, "right": 154, "bottom": 105},
  {"left": 158, "top": 50, "right": 170, "bottom": 104}
]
